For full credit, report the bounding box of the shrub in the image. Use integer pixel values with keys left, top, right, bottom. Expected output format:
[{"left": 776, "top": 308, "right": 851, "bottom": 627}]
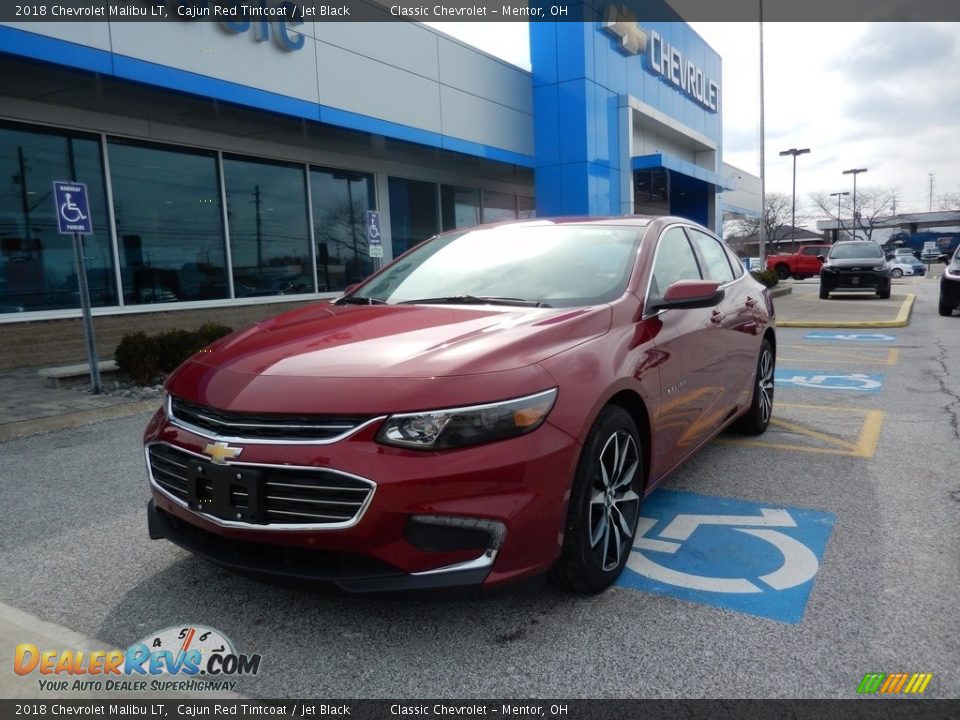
[
  {"left": 114, "top": 332, "right": 161, "bottom": 386},
  {"left": 155, "top": 329, "right": 203, "bottom": 373},
  {"left": 115, "top": 323, "right": 233, "bottom": 386},
  {"left": 196, "top": 321, "right": 233, "bottom": 346},
  {"left": 751, "top": 269, "right": 780, "bottom": 288}
]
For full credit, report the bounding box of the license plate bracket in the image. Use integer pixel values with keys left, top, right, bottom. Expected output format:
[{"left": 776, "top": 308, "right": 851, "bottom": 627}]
[{"left": 186, "top": 459, "right": 263, "bottom": 523}]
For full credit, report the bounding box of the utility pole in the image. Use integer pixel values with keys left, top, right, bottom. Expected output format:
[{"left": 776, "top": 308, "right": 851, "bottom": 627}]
[
  {"left": 757, "top": 5, "right": 767, "bottom": 267},
  {"left": 779, "top": 148, "right": 810, "bottom": 249},
  {"left": 929, "top": 172, "right": 935, "bottom": 212},
  {"left": 830, "top": 191, "right": 849, "bottom": 243},
  {"left": 842, "top": 168, "right": 867, "bottom": 240}
]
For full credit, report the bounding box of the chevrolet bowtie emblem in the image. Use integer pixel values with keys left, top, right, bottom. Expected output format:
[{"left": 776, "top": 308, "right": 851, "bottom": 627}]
[
  {"left": 203, "top": 441, "right": 242, "bottom": 465},
  {"left": 602, "top": 4, "right": 648, "bottom": 56}
]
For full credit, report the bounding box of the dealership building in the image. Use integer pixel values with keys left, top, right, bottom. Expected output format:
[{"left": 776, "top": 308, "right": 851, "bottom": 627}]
[{"left": 0, "top": 2, "right": 758, "bottom": 368}]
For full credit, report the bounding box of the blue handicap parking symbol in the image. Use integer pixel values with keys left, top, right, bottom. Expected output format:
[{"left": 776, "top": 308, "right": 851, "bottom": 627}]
[
  {"left": 618, "top": 490, "right": 835, "bottom": 623},
  {"left": 804, "top": 331, "right": 896, "bottom": 343},
  {"left": 775, "top": 368, "right": 884, "bottom": 393}
]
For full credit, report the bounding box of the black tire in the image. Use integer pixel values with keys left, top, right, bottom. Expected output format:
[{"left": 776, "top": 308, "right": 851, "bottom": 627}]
[
  {"left": 940, "top": 298, "right": 954, "bottom": 316},
  {"left": 877, "top": 287, "right": 891, "bottom": 299},
  {"left": 819, "top": 285, "right": 830, "bottom": 299},
  {"left": 891, "top": 268, "right": 903, "bottom": 278},
  {"left": 775, "top": 265, "right": 791, "bottom": 280},
  {"left": 551, "top": 406, "right": 643, "bottom": 594},
  {"left": 732, "top": 338, "right": 775, "bottom": 436}
]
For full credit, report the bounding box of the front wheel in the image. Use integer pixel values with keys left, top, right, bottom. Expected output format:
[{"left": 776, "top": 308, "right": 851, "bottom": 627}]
[
  {"left": 941, "top": 298, "right": 954, "bottom": 316},
  {"left": 552, "top": 406, "right": 643, "bottom": 594},
  {"left": 891, "top": 268, "right": 903, "bottom": 278},
  {"left": 819, "top": 285, "right": 830, "bottom": 299},
  {"left": 732, "top": 338, "right": 775, "bottom": 436},
  {"left": 877, "top": 287, "right": 891, "bottom": 299}
]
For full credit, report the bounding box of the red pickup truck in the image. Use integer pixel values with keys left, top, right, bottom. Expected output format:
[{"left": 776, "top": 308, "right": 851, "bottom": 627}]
[{"left": 765, "top": 244, "right": 832, "bottom": 280}]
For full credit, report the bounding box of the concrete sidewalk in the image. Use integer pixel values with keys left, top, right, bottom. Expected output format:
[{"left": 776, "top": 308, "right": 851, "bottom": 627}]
[{"left": 0, "top": 367, "right": 159, "bottom": 443}]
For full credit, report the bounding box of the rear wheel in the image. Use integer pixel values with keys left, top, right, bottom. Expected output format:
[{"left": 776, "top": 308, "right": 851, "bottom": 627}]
[
  {"left": 775, "top": 265, "right": 791, "bottom": 280},
  {"left": 891, "top": 268, "right": 903, "bottom": 278},
  {"left": 732, "top": 338, "right": 775, "bottom": 436},
  {"left": 552, "top": 406, "right": 643, "bottom": 594}
]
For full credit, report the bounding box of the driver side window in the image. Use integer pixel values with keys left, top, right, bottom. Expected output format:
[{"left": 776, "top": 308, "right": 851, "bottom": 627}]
[{"left": 650, "top": 227, "right": 703, "bottom": 297}]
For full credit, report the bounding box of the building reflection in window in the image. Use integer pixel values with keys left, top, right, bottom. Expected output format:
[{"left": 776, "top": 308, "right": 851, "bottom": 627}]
[
  {"left": 223, "top": 156, "right": 313, "bottom": 297},
  {"left": 482, "top": 191, "right": 518, "bottom": 224},
  {"left": 311, "top": 168, "right": 374, "bottom": 291},
  {"left": 108, "top": 140, "right": 228, "bottom": 305},
  {"left": 0, "top": 125, "right": 115, "bottom": 313}
]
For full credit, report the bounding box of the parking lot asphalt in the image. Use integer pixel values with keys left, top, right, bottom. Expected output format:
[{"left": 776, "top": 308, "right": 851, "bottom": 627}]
[{"left": 773, "top": 277, "right": 919, "bottom": 328}]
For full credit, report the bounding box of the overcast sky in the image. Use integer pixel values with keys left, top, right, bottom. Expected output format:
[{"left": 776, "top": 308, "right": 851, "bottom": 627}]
[{"left": 427, "top": 21, "right": 960, "bottom": 218}]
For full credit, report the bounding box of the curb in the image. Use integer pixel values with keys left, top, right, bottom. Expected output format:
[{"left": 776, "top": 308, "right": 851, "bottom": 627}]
[
  {"left": 777, "top": 293, "right": 914, "bottom": 329},
  {"left": 0, "top": 399, "right": 160, "bottom": 443},
  {"left": 769, "top": 285, "right": 793, "bottom": 298}
]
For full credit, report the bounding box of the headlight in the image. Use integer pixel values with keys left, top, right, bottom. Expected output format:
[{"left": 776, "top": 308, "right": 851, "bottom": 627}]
[{"left": 376, "top": 389, "right": 558, "bottom": 450}]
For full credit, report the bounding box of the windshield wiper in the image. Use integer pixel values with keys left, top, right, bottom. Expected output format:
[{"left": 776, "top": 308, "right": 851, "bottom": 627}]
[
  {"left": 397, "top": 295, "right": 551, "bottom": 308},
  {"left": 334, "top": 295, "right": 388, "bottom": 305}
]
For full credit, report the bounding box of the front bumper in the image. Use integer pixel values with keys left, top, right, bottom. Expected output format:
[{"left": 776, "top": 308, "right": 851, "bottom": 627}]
[
  {"left": 144, "top": 407, "right": 580, "bottom": 592},
  {"left": 941, "top": 274, "right": 960, "bottom": 307},
  {"left": 820, "top": 270, "right": 890, "bottom": 291}
]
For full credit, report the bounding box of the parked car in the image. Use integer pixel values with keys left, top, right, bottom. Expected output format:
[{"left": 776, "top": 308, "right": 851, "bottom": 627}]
[
  {"left": 766, "top": 244, "right": 832, "bottom": 280},
  {"left": 887, "top": 255, "right": 925, "bottom": 278},
  {"left": 940, "top": 246, "right": 960, "bottom": 316},
  {"left": 819, "top": 241, "right": 891, "bottom": 299},
  {"left": 920, "top": 248, "right": 945, "bottom": 263},
  {"left": 144, "top": 216, "right": 776, "bottom": 594}
]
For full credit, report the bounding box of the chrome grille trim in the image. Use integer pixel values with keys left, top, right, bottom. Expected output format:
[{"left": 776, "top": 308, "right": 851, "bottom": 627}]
[
  {"left": 145, "top": 442, "right": 377, "bottom": 531},
  {"left": 166, "top": 395, "right": 386, "bottom": 445}
]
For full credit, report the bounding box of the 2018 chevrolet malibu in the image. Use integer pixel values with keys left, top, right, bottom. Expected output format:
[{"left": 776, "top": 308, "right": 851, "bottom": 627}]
[{"left": 144, "top": 217, "right": 776, "bottom": 594}]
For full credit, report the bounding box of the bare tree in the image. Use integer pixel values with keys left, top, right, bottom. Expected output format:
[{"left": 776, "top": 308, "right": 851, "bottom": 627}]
[
  {"left": 937, "top": 192, "right": 960, "bottom": 211},
  {"left": 731, "top": 192, "right": 793, "bottom": 249},
  {"left": 809, "top": 187, "right": 899, "bottom": 243}
]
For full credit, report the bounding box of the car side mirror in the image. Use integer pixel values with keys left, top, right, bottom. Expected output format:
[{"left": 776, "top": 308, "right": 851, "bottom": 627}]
[{"left": 648, "top": 280, "right": 724, "bottom": 314}]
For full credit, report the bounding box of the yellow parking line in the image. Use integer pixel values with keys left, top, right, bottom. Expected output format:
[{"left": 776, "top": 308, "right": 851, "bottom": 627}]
[
  {"left": 718, "top": 402, "right": 885, "bottom": 458},
  {"left": 779, "top": 346, "right": 900, "bottom": 366}
]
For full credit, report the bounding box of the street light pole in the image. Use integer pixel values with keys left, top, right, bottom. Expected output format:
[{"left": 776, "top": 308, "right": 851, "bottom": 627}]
[
  {"left": 830, "top": 191, "right": 849, "bottom": 242},
  {"left": 779, "top": 148, "right": 810, "bottom": 249},
  {"left": 842, "top": 168, "right": 867, "bottom": 240}
]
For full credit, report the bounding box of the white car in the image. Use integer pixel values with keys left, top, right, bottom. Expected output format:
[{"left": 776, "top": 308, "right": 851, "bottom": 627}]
[{"left": 887, "top": 255, "right": 925, "bottom": 278}]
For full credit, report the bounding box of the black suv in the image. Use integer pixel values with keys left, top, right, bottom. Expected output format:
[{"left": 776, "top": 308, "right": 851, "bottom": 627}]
[
  {"left": 940, "top": 246, "right": 960, "bottom": 316},
  {"left": 819, "top": 241, "right": 891, "bottom": 299}
]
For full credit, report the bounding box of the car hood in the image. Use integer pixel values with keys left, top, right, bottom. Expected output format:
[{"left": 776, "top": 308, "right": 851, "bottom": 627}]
[{"left": 164, "top": 302, "right": 611, "bottom": 414}]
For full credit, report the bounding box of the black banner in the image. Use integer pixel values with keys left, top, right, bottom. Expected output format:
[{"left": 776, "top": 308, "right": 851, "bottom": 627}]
[
  {"left": 3, "top": 0, "right": 960, "bottom": 23},
  {"left": 1, "top": 700, "right": 959, "bottom": 720}
]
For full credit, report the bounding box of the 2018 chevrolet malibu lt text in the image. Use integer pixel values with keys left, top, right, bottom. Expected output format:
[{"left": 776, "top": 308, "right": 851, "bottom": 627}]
[{"left": 144, "top": 217, "right": 776, "bottom": 594}]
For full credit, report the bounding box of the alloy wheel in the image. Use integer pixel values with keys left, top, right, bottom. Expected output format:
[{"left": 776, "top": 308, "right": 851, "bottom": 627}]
[
  {"left": 589, "top": 431, "right": 641, "bottom": 572},
  {"left": 757, "top": 346, "right": 775, "bottom": 425}
]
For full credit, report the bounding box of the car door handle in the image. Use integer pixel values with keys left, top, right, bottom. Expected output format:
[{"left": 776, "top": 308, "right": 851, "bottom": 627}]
[
  {"left": 745, "top": 296, "right": 757, "bottom": 308},
  {"left": 710, "top": 310, "right": 725, "bottom": 324}
]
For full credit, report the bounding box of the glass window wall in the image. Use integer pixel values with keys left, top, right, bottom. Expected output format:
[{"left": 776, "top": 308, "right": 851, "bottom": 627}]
[
  {"left": 0, "top": 124, "right": 114, "bottom": 313},
  {"left": 108, "top": 140, "right": 228, "bottom": 305},
  {"left": 441, "top": 185, "right": 480, "bottom": 231},
  {"left": 482, "top": 191, "right": 518, "bottom": 224},
  {"left": 310, "top": 168, "right": 374, "bottom": 290},
  {"left": 223, "top": 156, "right": 312, "bottom": 297},
  {"left": 388, "top": 177, "right": 439, "bottom": 256}
]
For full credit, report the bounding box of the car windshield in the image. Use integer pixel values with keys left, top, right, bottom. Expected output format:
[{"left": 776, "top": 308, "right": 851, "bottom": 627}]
[
  {"left": 829, "top": 243, "right": 883, "bottom": 260},
  {"left": 354, "top": 223, "right": 646, "bottom": 308}
]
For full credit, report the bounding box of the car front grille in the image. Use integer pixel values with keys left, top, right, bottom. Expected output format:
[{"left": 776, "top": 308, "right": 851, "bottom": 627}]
[
  {"left": 148, "top": 443, "right": 375, "bottom": 528},
  {"left": 169, "top": 396, "right": 374, "bottom": 442}
]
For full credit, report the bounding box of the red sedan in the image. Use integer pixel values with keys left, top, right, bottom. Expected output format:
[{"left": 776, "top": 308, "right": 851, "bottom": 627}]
[{"left": 144, "top": 217, "right": 776, "bottom": 594}]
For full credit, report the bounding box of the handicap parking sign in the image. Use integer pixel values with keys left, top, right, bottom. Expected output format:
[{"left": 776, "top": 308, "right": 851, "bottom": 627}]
[
  {"left": 618, "top": 490, "right": 835, "bottom": 623},
  {"left": 53, "top": 181, "right": 92, "bottom": 235}
]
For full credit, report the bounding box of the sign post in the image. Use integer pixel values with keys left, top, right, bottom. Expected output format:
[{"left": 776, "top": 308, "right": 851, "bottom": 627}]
[
  {"left": 53, "top": 181, "right": 101, "bottom": 394},
  {"left": 366, "top": 210, "right": 383, "bottom": 270}
]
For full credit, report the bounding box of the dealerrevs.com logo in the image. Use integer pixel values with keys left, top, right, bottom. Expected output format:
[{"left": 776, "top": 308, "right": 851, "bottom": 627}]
[{"left": 14, "top": 625, "right": 261, "bottom": 693}]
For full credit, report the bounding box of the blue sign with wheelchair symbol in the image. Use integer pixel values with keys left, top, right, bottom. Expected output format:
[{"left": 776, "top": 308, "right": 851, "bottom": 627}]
[
  {"left": 53, "top": 181, "right": 92, "bottom": 235},
  {"left": 617, "top": 490, "right": 835, "bottom": 623}
]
